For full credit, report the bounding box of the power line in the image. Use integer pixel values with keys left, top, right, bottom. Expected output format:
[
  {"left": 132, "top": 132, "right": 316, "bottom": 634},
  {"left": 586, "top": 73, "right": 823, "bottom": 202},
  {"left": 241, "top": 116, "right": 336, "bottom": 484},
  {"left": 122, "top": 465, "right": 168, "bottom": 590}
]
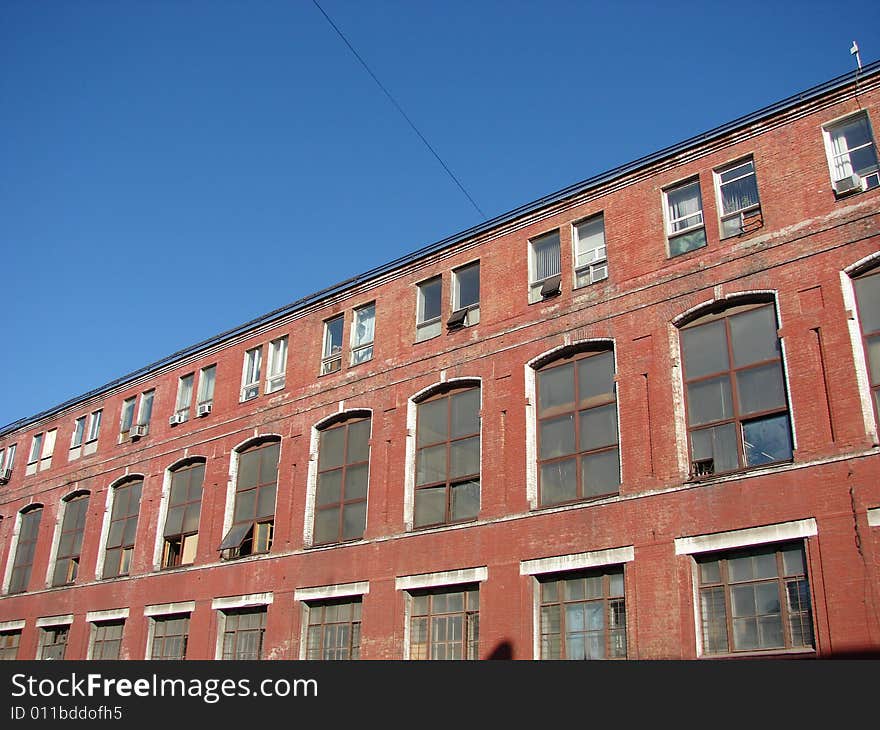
[{"left": 311, "top": 0, "right": 487, "bottom": 219}]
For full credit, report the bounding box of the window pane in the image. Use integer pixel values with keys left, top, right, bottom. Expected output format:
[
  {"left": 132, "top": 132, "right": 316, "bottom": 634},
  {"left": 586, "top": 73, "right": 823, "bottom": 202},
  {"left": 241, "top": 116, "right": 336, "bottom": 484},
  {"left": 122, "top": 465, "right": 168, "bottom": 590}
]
[
  {"left": 540, "top": 459, "right": 577, "bottom": 506},
  {"left": 455, "top": 263, "right": 480, "bottom": 309},
  {"left": 314, "top": 507, "right": 340, "bottom": 544},
  {"left": 855, "top": 273, "right": 880, "bottom": 335},
  {"left": 581, "top": 449, "right": 620, "bottom": 498},
  {"left": 256, "top": 484, "right": 276, "bottom": 519},
  {"left": 540, "top": 415, "right": 576, "bottom": 459},
  {"left": 238, "top": 450, "right": 259, "bottom": 489},
  {"left": 417, "top": 399, "right": 448, "bottom": 447},
  {"left": 730, "top": 306, "right": 779, "bottom": 367},
  {"left": 323, "top": 317, "right": 344, "bottom": 358},
  {"left": 316, "top": 470, "right": 342, "bottom": 506},
  {"left": 669, "top": 227, "right": 706, "bottom": 256},
  {"left": 867, "top": 335, "right": 880, "bottom": 386},
  {"left": 579, "top": 404, "right": 618, "bottom": 451},
  {"left": 538, "top": 363, "right": 575, "bottom": 412},
  {"left": 233, "top": 489, "right": 256, "bottom": 522},
  {"left": 691, "top": 423, "right": 739, "bottom": 473},
  {"left": 352, "top": 304, "right": 375, "bottom": 348},
  {"left": 577, "top": 352, "right": 614, "bottom": 402},
  {"left": 532, "top": 231, "right": 561, "bottom": 281},
  {"left": 414, "top": 486, "right": 446, "bottom": 527},
  {"left": 342, "top": 502, "right": 366, "bottom": 540},
  {"left": 418, "top": 278, "right": 441, "bottom": 323},
  {"left": 164, "top": 506, "right": 184, "bottom": 537},
  {"left": 682, "top": 320, "right": 729, "bottom": 378},
  {"left": 743, "top": 414, "right": 793, "bottom": 466},
  {"left": 736, "top": 362, "right": 786, "bottom": 415},
  {"left": 319, "top": 428, "right": 345, "bottom": 470},
  {"left": 782, "top": 546, "right": 805, "bottom": 576},
  {"left": 450, "top": 436, "right": 479, "bottom": 479},
  {"left": 574, "top": 215, "right": 605, "bottom": 267},
  {"left": 687, "top": 376, "right": 733, "bottom": 425},
  {"left": 450, "top": 480, "right": 479, "bottom": 521},
  {"left": 346, "top": 420, "right": 371, "bottom": 463},
  {"left": 344, "top": 463, "right": 369, "bottom": 500},
  {"left": 450, "top": 389, "right": 480, "bottom": 438},
  {"left": 417, "top": 444, "right": 447, "bottom": 486}
]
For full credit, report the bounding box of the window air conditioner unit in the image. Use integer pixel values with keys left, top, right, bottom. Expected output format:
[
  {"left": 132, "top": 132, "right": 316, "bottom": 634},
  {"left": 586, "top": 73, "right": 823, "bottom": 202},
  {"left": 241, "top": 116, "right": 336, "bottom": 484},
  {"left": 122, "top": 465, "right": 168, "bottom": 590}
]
[
  {"left": 169, "top": 413, "right": 186, "bottom": 426},
  {"left": 0, "top": 468, "right": 11, "bottom": 484},
  {"left": 197, "top": 402, "right": 212, "bottom": 417},
  {"left": 833, "top": 173, "right": 862, "bottom": 196},
  {"left": 129, "top": 424, "right": 147, "bottom": 440}
]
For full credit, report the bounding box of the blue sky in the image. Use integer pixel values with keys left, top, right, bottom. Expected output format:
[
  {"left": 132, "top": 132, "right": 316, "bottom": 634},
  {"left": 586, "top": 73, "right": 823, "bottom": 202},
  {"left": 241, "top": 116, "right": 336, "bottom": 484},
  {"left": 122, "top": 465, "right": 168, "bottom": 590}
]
[{"left": 2, "top": 0, "right": 879, "bottom": 429}]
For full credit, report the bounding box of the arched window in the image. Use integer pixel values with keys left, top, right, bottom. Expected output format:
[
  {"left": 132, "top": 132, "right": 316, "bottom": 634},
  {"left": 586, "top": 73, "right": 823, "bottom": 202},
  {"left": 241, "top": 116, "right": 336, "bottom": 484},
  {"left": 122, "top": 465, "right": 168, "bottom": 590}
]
[
  {"left": 52, "top": 492, "right": 90, "bottom": 586},
  {"left": 679, "top": 300, "right": 792, "bottom": 476},
  {"left": 162, "top": 460, "right": 205, "bottom": 568},
  {"left": 414, "top": 384, "right": 481, "bottom": 528},
  {"left": 220, "top": 439, "right": 280, "bottom": 559},
  {"left": 313, "top": 414, "right": 371, "bottom": 545},
  {"left": 103, "top": 478, "right": 143, "bottom": 578},
  {"left": 535, "top": 348, "right": 619, "bottom": 507},
  {"left": 9, "top": 505, "right": 42, "bottom": 593},
  {"left": 853, "top": 267, "right": 880, "bottom": 422}
]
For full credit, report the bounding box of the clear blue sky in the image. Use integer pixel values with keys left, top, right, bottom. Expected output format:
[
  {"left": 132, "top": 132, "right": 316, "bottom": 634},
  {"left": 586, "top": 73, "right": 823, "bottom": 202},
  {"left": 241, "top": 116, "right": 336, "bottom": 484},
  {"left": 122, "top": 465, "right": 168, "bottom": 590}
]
[{"left": 2, "top": 0, "right": 879, "bottom": 429}]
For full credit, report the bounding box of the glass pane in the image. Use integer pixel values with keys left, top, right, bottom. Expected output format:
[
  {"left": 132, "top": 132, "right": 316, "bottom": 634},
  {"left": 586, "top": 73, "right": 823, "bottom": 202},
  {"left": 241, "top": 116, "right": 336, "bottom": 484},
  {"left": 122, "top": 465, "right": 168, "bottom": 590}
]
[
  {"left": 233, "top": 489, "right": 256, "bottom": 522},
  {"left": 867, "top": 335, "right": 880, "bottom": 385},
  {"left": 317, "top": 469, "right": 343, "bottom": 506},
  {"left": 540, "top": 459, "right": 577, "bottom": 506},
  {"left": 122, "top": 516, "right": 138, "bottom": 546},
  {"left": 188, "top": 465, "right": 205, "bottom": 501},
  {"left": 450, "top": 436, "right": 480, "bottom": 478},
  {"left": 753, "top": 551, "right": 778, "bottom": 580},
  {"left": 782, "top": 546, "right": 805, "bottom": 576},
  {"left": 237, "top": 451, "right": 259, "bottom": 489},
  {"left": 691, "top": 423, "right": 739, "bottom": 473},
  {"left": 682, "top": 320, "right": 728, "bottom": 378},
  {"left": 455, "top": 263, "right": 480, "bottom": 309},
  {"left": 730, "top": 305, "right": 779, "bottom": 367},
  {"left": 609, "top": 571, "right": 624, "bottom": 598},
  {"left": 414, "top": 486, "right": 446, "bottom": 527},
  {"left": 260, "top": 443, "right": 280, "bottom": 480},
  {"left": 755, "top": 581, "right": 781, "bottom": 614},
  {"left": 352, "top": 304, "right": 375, "bottom": 347},
  {"left": 687, "top": 376, "right": 733, "bottom": 425},
  {"left": 577, "top": 351, "right": 615, "bottom": 402},
  {"left": 319, "top": 427, "right": 345, "bottom": 470},
  {"left": 417, "top": 444, "right": 447, "bottom": 486},
  {"left": 701, "top": 586, "right": 728, "bottom": 654},
  {"left": 579, "top": 404, "right": 618, "bottom": 450},
  {"left": 540, "top": 414, "right": 576, "bottom": 459},
  {"left": 346, "top": 420, "right": 371, "bottom": 464},
  {"left": 728, "top": 553, "right": 754, "bottom": 582},
  {"left": 581, "top": 449, "right": 620, "bottom": 497},
  {"left": 314, "top": 508, "right": 339, "bottom": 544},
  {"left": 731, "top": 584, "right": 756, "bottom": 617},
  {"left": 732, "top": 617, "right": 759, "bottom": 651},
  {"left": 855, "top": 273, "right": 880, "bottom": 335},
  {"left": 450, "top": 480, "right": 479, "bottom": 521},
  {"left": 344, "top": 463, "right": 369, "bottom": 500},
  {"left": 417, "top": 398, "right": 448, "bottom": 447},
  {"left": 451, "top": 389, "right": 480, "bottom": 438},
  {"left": 743, "top": 414, "right": 793, "bottom": 466},
  {"left": 324, "top": 317, "right": 344, "bottom": 358},
  {"left": 532, "top": 231, "right": 561, "bottom": 281},
  {"left": 538, "top": 363, "right": 575, "bottom": 412},
  {"left": 758, "top": 615, "right": 784, "bottom": 649},
  {"left": 419, "top": 278, "right": 441, "bottom": 323},
  {"left": 256, "top": 484, "right": 276, "bottom": 519},
  {"left": 342, "top": 502, "right": 366, "bottom": 540},
  {"left": 669, "top": 227, "right": 706, "bottom": 256},
  {"left": 164, "top": 506, "right": 184, "bottom": 537}
]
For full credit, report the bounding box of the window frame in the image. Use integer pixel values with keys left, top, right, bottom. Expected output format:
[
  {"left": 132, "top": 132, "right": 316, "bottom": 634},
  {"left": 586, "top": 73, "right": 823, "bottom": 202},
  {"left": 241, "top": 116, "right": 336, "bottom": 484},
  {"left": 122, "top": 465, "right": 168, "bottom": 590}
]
[
  {"left": 90, "top": 620, "right": 125, "bottom": 660},
  {"left": 86, "top": 410, "right": 102, "bottom": 443},
  {"left": 350, "top": 302, "right": 376, "bottom": 366},
  {"left": 197, "top": 364, "right": 217, "bottom": 408},
  {"left": 416, "top": 276, "right": 443, "bottom": 342},
  {"left": 528, "top": 229, "right": 562, "bottom": 303},
  {"left": 51, "top": 493, "right": 90, "bottom": 587},
  {"left": 175, "top": 374, "right": 195, "bottom": 421},
  {"left": 408, "top": 585, "right": 480, "bottom": 660},
  {"left": 321, "top": 316, "right": 345, "bottom": 375},
  {"left": 713, "top": 157, "right": 762, "bottom": 239},
  {"left": 161, "top": 461, "right": 205, "bottom": 569},
  {"left": 102, "top": 478, "right": 143, "bottom": 579},
  {"left": 572, "top": 214, "right": 608, "bottom": 288},
  {"left": 8, "top": 506, "right": 43, "bottom": 594},
  {"left": 664, "top": 178, "right": 707, "bottom": 257},
  {"left": 852, "top": 267, "right": 880, "bottom": 426},
  {"left": 220, "top": 608, "right": 267, "bottom": 660},
  {"left": 304, "top": 597, "right": 362, "bottom": 660},
  {"left": 240, "top": 346, "right": 263, "bottom": 402},
  {"left": 150, "top": 614, "right": 190, "bottom": 660},
  {"left": 822, "top": 110, "right": 880, "bottom": 194},
  {"left": 38, "top": 625, "right": 69, "bottom": 660},
  {"left": 266, "top": 335, "right": 288, "bottom": 393},
  {"left": 451, "top": 261, "right": 480, "bottom": 327}
]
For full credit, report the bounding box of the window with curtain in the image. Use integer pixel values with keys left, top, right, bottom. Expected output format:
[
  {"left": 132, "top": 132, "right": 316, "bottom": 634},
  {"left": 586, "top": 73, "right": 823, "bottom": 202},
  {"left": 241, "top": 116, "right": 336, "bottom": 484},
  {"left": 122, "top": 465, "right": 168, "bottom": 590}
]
[
  {"left": 715, "top": 159, "right": 762, "bottom": 239},
  {"left": 241, "top": 347, "right": 262, "bottom": 401},
  {"left": 175, "top": 375, "right": 194, "bottom": 420},
  {"left": 197, "top": 364, "right": 216, "bottom": 406},
  {"left": 824, "top": 112, "right": 879, "bottom": 191},
  {"left": 321, "top": 316, "right": 344, "bottom": 374},
  {"left": 266, "top": 336, "right": 288, "bottom": 392},
  {"left": 529, "top": 230, "right": 561, "bottom": 302},
  {"left": 351, "top": 303, "right": 375, "bottom": 365},
  {"left": 665, "top": 179, "right": 707, "bottom": 256}
]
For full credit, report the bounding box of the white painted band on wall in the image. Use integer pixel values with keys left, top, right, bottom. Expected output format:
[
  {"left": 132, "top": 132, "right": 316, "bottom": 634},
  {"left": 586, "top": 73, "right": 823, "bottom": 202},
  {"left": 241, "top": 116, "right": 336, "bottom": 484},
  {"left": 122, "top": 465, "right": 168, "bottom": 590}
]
[
  {"left": 395, "top": 566, "right": 488, "bottom": 591},
  {"left": 520, "top": 546, "right": 635, "bottom": 576},
  {"left": 144, "top": 601, "right": 196, "bottom": 617},
  {"left": 295, "top": 581, "right": 370, "bottom": 602},
  {"left": 674, "top": 518, "right": 818, "bottom": 555},
  {"left": 211, "top": 592, "right": 274, "bottom": 611}
]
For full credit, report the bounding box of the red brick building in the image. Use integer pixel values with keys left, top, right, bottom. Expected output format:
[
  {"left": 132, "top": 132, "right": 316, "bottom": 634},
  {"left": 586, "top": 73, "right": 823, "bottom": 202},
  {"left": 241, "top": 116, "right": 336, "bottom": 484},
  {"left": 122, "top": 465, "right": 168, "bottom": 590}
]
[{"left": 1, "top": 62, "right": 879, "bottom": 661}]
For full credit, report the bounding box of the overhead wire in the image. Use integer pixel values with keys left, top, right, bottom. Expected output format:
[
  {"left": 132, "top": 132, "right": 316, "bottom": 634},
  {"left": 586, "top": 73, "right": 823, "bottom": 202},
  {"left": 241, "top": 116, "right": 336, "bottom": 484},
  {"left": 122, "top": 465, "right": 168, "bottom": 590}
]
[{"left": 311, "top": 0, "right": 487, "bottom": 219}]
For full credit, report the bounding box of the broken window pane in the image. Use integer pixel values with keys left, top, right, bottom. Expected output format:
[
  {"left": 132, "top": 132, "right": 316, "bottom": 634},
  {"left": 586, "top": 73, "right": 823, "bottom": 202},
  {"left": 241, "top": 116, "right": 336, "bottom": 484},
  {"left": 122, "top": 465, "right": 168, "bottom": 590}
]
[{"left": 743, "top": 414, "right": 793, "bottom": 466}]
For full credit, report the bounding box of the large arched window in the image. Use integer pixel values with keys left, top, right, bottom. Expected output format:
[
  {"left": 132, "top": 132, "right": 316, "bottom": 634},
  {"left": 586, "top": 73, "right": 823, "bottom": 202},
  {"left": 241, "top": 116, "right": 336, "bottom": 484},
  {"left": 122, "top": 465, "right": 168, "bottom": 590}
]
[
  {"left": 103, "top": 477, "right": 143, "bottom": 578},
  {"left": 535, "top": 347, "right": 619, "bottom": 507},
  {"left": 313, "top": 414, "right": 371, "bottom": 545},
  {"left": 220, "top": 438, "right": 280, "bottom": 559},
  {"left": 161, "top": 460, "right": 205, "bottom": 568},
  {"left": 413, "top": 384, "right": 481, "bottom": 528},
  {"left": 9, "top": 505, "right": 43, "bottom": 593},
  {"left": 853, "top": 267, "right": 880, "bottom": 422},
  {"left": 679, "top": 299, "right": 792, "bottom": 476},
  {"left": 52, "top": 491, "right": 90, "bottom": 586}
]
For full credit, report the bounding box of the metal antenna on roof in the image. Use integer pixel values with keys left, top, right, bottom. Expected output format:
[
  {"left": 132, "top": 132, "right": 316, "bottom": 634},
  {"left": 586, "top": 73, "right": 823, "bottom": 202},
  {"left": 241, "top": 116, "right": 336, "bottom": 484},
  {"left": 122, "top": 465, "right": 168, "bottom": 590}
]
[{"left": 850, "top": 41, "right": 862, "bottom": 71}]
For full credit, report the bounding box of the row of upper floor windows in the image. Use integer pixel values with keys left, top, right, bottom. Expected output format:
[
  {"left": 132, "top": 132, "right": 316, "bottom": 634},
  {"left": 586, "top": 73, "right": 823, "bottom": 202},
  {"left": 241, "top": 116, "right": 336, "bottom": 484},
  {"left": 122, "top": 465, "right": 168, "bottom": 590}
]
[
  {"left": 0, "top": 524, "right": 832, "bottom": 659},
  {"left": 1, "top": 263, "right": 878, "bottom": 595},
  {"left": 0, "top": 111, "right": 878, "bottom": 488}
]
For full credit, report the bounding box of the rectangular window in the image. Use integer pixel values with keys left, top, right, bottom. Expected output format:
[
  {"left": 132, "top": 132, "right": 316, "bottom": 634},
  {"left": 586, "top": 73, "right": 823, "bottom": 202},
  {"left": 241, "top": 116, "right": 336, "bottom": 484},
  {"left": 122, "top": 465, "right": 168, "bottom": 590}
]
[
  {"left": 150, "top": 614, "right": 190, "bottom": 660},
  {"left": 573, "top": 215, "right": 608, "bottom": 287},
  {"left": 103, "top": 479, "right": 143, "bottom": 579},
  {"left": 220, "top": 441, "right": 279, "bottom": 559},
  {"left": 305, "top": 598, "right": 362, "bottom": 660},
  {"left": 409, "top": 586, "right": 479, "bottom": 660},
  {"left": 87, "top": 410, "right": 102, "bottom": 442},
  {"left": 52, "top": 494, "right": 90, "bottom": 586},
  {"left": 321, "top": 316, "right": 344, "bottom": 374},
  {"left": 38, "top": 626, "right": 68, "bottom": 660},
  {"left": 266, "top": 336, "right": 288, "bottom": 393},
  {"left": 91, "top": 621, "right": 124, "bottom": 660},
  {"left": 665, "top": 179, "right": 707, "bottom": 256},
  {"left": 162, "top": 462, "right": 204, "bottom": 568},
  {"left": 71, "top": 416, "right": 87, "bottom": 449},
  {"left": 0, "top": 631, "right": 20, "bottom": 660},
  {"left": 537, "top": 350, "right": 620, "bottom": 507},
  {"left": 120, "top": 397, "right": 136, "bottom": 435},
  {"left": 529, "top": 230, "right": 561, "bottom": 303},
  {"left": 197, "top": 364, "right": 217, "bottom": 408},
  {"left": 715, "top": 158, "right": 762, "bottom": 238},
  {"left": 416, "top": 276, "right": 442, "bottom": 341},
  {"left": 350, "top": 303, "right": 376, "bottom": 365},
  {"left": 697, "top": 542, "right": 814, "bottom": 655},
  {"left": 221, "top": 608, "right": 266, "bottom": 660},
  {"left": 538, "top": 567, "right": 626, "bottom": 659},
  {"left": 175, "top": 374, "right": 194, "bottom": 421},
  {"left": 451, "top": 262, "right": 480, "bottom": 327},
  {"left": 241, "top": 347, "right": 262, "bottom": 402},
  {"left": 137, "top": 390, "right": 154, "bottom": 427},
  {"left": 39, "top": 429, "right": 56, "bottom": 469},
  {"left": 854, "top": 269, "right": 880, "bottom": 422},
  {"left": 314, "top": 416, "right": 370, "bottom": 545},
  {"left": 0, "top": 444, "right": 14, "bottom": 480},
  {"left": 415, "top": 386, "right": 481, "bottom": 528},
  {"left": 824, "top": 111, "right": 880, "bottom": 194},
  {"left": 27, "top": 433, "right": 43, "bottom": 465},
  {"left": 10, "top": 508, "right": 42, "bottom": 593}
]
